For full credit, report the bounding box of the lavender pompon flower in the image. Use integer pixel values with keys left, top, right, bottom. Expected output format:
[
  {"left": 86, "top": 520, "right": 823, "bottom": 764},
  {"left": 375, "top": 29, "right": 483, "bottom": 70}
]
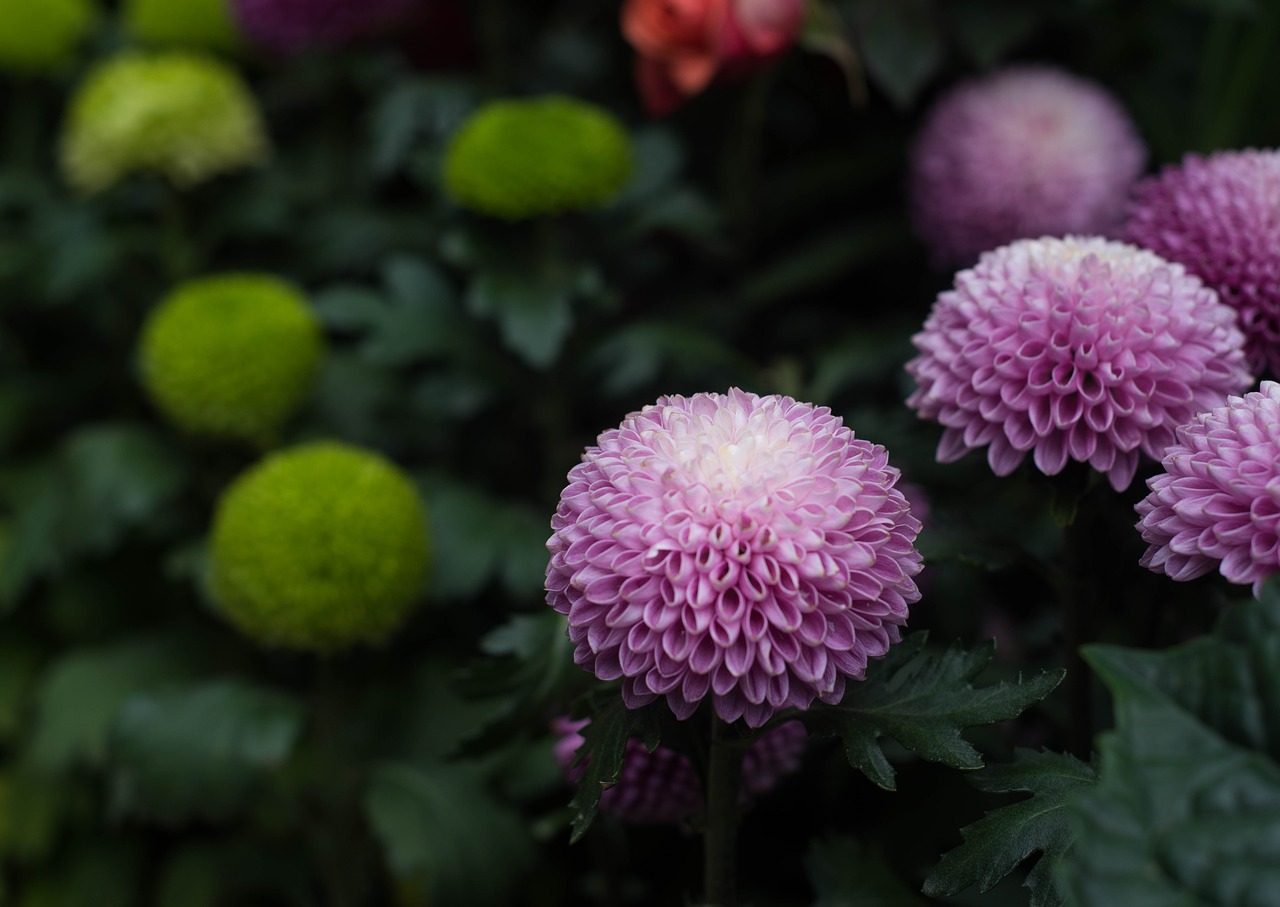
[
  {"left": 545, "top": 389, "right": 923, "bottom": 729},
  {"left": 231, "top": 0, "right": 411, "bottom": 53},
  {"left": 1122, "top": 150, "right": 1280, "bottom": 376},
  {"left": 909, "top": 66, "right": 1145, "bottom": 267},
  {"left": 1136, "top": 381, "right": 1280, "bottom": 595},
  {"left": 553, "top": 717, "right": 806, "bottom": 824},
  {"left": 906, "top": 236, "right": 1253, "bottom": 491}
]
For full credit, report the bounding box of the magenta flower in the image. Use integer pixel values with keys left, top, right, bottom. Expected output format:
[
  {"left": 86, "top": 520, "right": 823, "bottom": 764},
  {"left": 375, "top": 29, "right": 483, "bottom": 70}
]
[
  {"left": 232, "top": 0, "right": 411, "bottom": 53},
  {"left": 1122, "top": 149, "right": 1280, "bottom": 376},
  {"left": 906, "top": 237, "right": 1252, "bottom": 491},
  {"left": 553, "top": 717, "right": 806, "bottom": 824},
  {"left": 545, "top": 389, "right": 923, "bottom": 728},
  {"left": 909, "top": 66, "right": 1145, "bottom": 267},
  {"left": 1136, "top": 381, "right": 1280, "bottom": 594}
]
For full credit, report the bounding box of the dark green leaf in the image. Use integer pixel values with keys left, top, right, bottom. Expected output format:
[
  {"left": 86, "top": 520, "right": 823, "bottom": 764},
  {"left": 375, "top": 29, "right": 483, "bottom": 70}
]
[
  {"left": 808, "top": 835, "right": 928, "bottom": 906},
  {"left": 1058, "top": 645, "right": 1280, "bottom": 905},
  {"left": 849, "top": 0, "right": 945, "bottom": 107},
  {"left": 107, "top": 680, "right": 306, "bottom": 824},
  {"left": 0, "top": 767, "right": 71, "bottom": 864},
  {"left": 15, "top": 840, "right": 144, "bottom": 907},
  {"left": 614, "top": 127, "right": 684, "bottom": 205},
  {"left": 923, "top": 749, "right": 1095, "bottom": 907},
  {"left": 0, "top": 637, "right": 40, "bottom": 742},
  {"left": 567, "top": 692, "right": 663, "bottom": 843},
  {"left": 364, "top": 762, "right": 534, "bottom": 906},
  {"left": 28, "top": 635, "right": 211, "bottom": 771},
  {"left": 809, "top": 634, "right": 1063, "bottom": 789},
  {"left": 943, "top": 2, "right": 1042, "bottom": 68},
  {"left": 466, "top": 271, "right": 573, "bottom": 369}
]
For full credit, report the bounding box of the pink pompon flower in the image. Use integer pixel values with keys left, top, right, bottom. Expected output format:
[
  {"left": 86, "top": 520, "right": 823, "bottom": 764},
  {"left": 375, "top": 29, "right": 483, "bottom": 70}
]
[
  {"left": 909, "top": 66, "right": 1146, "bottom": 267},
  {"left": 906, "top": 236, "right": 1253, "bottom": 491},
  {"left": 545, "top": 389, "right": 923, "bottom": 729},
  {"left": 232, "top": 0, "right": 412, "bottom": 53},
  {"left": 1136, "top": 381, "right": 1280, "bottom": 595},
  {"left": 553, "top": 717, "right": 806, "bottom": 824},
  {"left": 1122, "top": 149, "right": 1280, "bottom": 377}
]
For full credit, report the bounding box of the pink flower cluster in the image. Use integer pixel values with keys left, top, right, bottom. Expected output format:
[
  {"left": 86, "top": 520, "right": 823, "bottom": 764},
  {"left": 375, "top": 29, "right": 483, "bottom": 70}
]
[
  {"left": 909, "top": 66, "right": 1145, "bottom": 267},
  {"left": 545, "top": 389, "right": 923, "bottom": 728},
  {"left": 553, "top": 717, "right": 806, "bottom": 824},
  {"left": 1137, "top": 381, "right": 1280, "bottom": 595},
  {"left": 1123, "top": 149, "right": 1280, "bottom": 377},
  {"left": 906, "top": 237, "right": 1253, "bottom": 491}
]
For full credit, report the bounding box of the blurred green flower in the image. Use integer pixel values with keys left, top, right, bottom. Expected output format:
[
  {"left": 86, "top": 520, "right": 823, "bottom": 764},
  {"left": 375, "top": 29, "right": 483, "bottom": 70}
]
[
  {"left": 139, "top": 274, "right": 323, "bottom": 444},
  {"left": 210, "top": 442, "right": 431, "bottom": 652},
  {"left": 0, "top": 0, "right": 96, "bottom": 74},
  {"left": 443, "top": 95, "right": 633, "bottom": 220},
  {"left": 60, "top": 51, "right": 268, "bottom": 193},
  {"left": 122, "top": 0, "right": 242, "bottom": 53}
]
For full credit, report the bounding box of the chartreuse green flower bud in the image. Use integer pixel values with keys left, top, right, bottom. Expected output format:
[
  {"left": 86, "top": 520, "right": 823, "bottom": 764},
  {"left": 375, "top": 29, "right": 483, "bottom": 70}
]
[
  {"left": 210, "top": 442, "right": 432, "bottom": 652},
  {"left": 122, "top": 0, "right": 242, "bottom": 53},
  {"left": 443, "top": 95, "right": 633, "bottom": 220},
  {"left": 60, "top": 51, "right": 267, "bottom": 193},
  {"left": 0, "top": 0, "right": 95, "bottom": 74},
  {"left": 139, "top": 274, "right": 323, "bottom": 444}
]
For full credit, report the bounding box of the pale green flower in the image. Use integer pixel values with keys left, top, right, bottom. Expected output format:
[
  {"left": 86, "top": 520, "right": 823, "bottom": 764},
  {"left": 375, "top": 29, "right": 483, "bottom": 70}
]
[
  {"left": 140, "top": 274, "right": 323, "bottom": 444},
  {"left": 0, "top": 0, "right": 95, "bottom": 74},
  {"left": 61, "top": 51, "right": 268, "bottom": 193},
  {"left": 210, "top": 443, "right": 432, "bottom": 652},
  {"left": 122, "top": 0, "right": 241, "bottom": 53},
  {"left": 443, "top": 95, "right": 633, "bottom": 220}
]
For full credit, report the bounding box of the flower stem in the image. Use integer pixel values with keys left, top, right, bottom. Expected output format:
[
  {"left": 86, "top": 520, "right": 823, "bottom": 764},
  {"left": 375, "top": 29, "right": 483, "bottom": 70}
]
[
  {"left": 1060, "top": 505, "right": 1094, "bottom": 758},
  {"left": 703, "top": 715, "right": 744, "bottom": 907}
]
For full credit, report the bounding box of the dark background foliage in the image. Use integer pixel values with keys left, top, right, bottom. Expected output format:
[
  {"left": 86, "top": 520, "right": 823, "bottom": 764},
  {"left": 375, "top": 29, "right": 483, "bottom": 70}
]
[{"left": 2, "top": 0, "right": 1280, "bottom": 904}]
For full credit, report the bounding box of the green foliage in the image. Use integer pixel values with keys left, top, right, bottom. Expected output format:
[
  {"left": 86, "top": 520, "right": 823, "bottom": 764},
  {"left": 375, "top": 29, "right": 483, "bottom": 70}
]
[
  {"left": 121, "top": 0, "right": 242, "bottom": 53},
  {"left": 807, "top": 836, "right": 928, "bottom": 906},
  {"left": 106, "top": 679, "right": 305, "bottom": 824},
  {"left": 1056, "top": 591, "right": 1280, "bottom": 905},
  {"left": 364, "top": 763, "right": 535, "bottom": 906},
  {"left": 209, "top": 442, "right": 431, "bottom": 651},
  {"left": 565, "top": 691, "right": 662, "bottom": 843},
  {"left": 806, "top": 634, "right": 1064, "bottom": 790},
  {"left": 923, "top": 750, "right": 1096, "bottom": 906}
]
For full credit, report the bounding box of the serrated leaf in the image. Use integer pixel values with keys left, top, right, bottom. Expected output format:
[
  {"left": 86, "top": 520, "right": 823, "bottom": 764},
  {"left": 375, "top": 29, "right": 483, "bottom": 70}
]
[
  {"left": 364, "top": 762, "right": 534, "bottom": 906},
  {"left": 107, "top": 680, "right": 305, "bottom": 824},
  {"left": 567, "top": 692, "right": 662, "bottom": 842},
  {"left": 923, "top": 749, "right": 1095, "bottom": 907},
  {"left": 810, "top": 634, "right": 1063, "bottom": 789},
  {"left": 808, "top": 835, "right": 928, "bottom": 906},
  {"left": 1057, "top": 661, "right": 1280, "bottom": 905},
  {"left": 28, "top": 636, "right": 211, "bottom": 771},
  {"left": 458, "top": 612, "right": 580, "bottom": 753}
]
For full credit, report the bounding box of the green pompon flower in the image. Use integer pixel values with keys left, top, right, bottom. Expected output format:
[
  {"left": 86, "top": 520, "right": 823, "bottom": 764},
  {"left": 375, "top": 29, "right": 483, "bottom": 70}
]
[
  {"left": 442, "top": 95, "right": 633, "bottom": 220},
  {"left": 122, "top": 0, "right": 241, "bottom": 53},
  {"left": 209, "top": 442, "right": 431, "bottom": 652},
  {"left": 0, "top": 0, "right": 95, "bottom": 74},
  {"left": 139, "top": 274, "right": 323, "bottom": 444},
  {"left": 60, "top": 51, "right": 268, "bottom": 193}
]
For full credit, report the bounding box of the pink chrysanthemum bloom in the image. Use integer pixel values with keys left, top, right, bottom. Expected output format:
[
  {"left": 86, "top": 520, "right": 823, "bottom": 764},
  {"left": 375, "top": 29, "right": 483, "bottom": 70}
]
[
  {"left": 231, "top": 0, "right": 412, "bottom": 53},
  {"left": 553, "top": 717, "right": 806, "bottom": 824},
  {"left": 1136, "top": 381, "right": 1280, "bottom": 595},
  {"left": 906, "top": 236, "right": 1253, "bottom": 491},
  {"left": 545, "top": 389, "right": 923, "bottom": 729},
  {"left": 1122, "top": 150, "right": 1280, "bottom": 376},
  {"left": 909, "top": 66, "right": 1146, "bottom": 267}
]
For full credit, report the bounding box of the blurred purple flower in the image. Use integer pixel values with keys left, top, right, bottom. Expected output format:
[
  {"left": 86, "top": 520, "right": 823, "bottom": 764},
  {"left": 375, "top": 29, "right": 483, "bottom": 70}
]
[
  {"left": 1136, "top": 380, "right": 1280, "bottom": 595},
  {"left": 232, "top": 0, "right": 412, "bottom": 53},
  {"left": 1123, "top": 149, "right": 1280, "bottom": 376},
  {"left": 906, "top": 236, "right": 1252, "bottom": 491},
  {"left": 545, "top": 389, "right": 923, "bottom": 728},
  {"left": 553, "top": 717, "right": 806, "bottom": 824},
  {"left": 909, "top": 66, "right": 1145, "bottom": 267}
]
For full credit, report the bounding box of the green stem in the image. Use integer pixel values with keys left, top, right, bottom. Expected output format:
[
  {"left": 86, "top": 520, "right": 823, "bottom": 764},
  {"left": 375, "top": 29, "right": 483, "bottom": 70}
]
[
  {"left": 703, "top": 716, "right": 744, "bottom": 907},
  {"left": 721, "top": 70, "right": 776, "bottom": 243}
]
